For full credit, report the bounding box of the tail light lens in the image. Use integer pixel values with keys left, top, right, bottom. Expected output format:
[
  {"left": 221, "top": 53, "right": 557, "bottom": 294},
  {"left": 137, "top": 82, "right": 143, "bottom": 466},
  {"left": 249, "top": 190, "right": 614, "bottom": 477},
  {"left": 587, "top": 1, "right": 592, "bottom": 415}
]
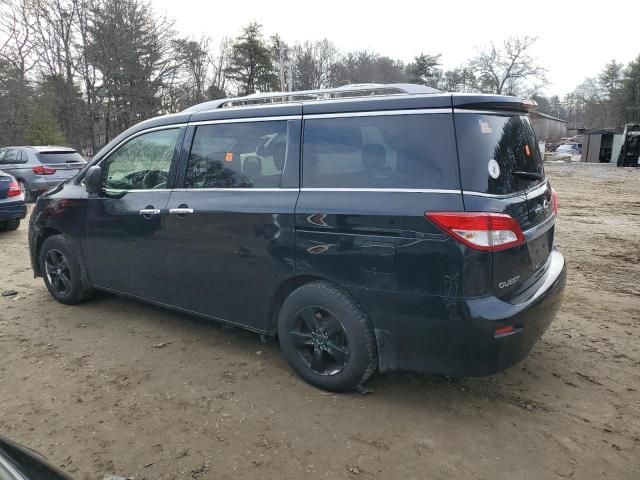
[
  {"left": 551, "top": 187, "right": 558, "bottom": 215},
  {"left": 32, "top": 165, "right": 56, "bottom": 175},
  {"left": 426, "top": 212, "right": 526, "bottom": 252},
  {"left": 7, "top": 180, "right": 22, "bottom": 197}
]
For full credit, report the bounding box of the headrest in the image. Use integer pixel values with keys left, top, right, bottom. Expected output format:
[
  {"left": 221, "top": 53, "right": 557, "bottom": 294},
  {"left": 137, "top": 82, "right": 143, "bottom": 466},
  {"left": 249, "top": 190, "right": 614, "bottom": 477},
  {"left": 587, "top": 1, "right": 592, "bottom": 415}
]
[
  {"left": 361, "top": 144, "right": 386, "bottom": 170},
  {"left": 243, "top": 156, "right": 262, "bottom": 177}
]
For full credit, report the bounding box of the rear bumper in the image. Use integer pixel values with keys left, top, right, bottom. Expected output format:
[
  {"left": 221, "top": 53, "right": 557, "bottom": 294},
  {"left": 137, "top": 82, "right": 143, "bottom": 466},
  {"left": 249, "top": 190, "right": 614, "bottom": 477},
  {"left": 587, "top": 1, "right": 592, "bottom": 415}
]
[
  {"left": 357, "top": 249, "right": 566, "bottom": 376},
  {"left": 0, "top": 202, "right": 27, "bottom": 222}
]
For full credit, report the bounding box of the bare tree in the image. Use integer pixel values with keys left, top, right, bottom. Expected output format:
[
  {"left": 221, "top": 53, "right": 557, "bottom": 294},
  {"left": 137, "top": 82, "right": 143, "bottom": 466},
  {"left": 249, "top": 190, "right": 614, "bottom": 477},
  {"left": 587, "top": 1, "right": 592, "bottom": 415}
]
[
  {"left": 471, "top": 36, "right": 546, "bottom": 96},
  {"left": 209, "top": 36, "right": 231, "bottom": 98},
  {"left": 270, "top": 34, "right": 289, "bottom": 92},
  {"left": 0, "top": 0, "right": 37, "bottom": 80},
  {"left": 28, "top": 0, "right": 86, "bottom": 147},
  {"left": 0, "top": 0, "right": 38, "bottom": 144},
  {"left": 290, "top": 39, "right": 337, "bottom": 90}
]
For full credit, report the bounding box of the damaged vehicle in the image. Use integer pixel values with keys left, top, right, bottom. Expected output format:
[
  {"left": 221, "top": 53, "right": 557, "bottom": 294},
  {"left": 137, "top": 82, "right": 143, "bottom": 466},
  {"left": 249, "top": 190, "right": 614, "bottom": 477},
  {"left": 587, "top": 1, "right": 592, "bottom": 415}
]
[{"left": 28, "top": 84, "right": 567, "bottom": 392}]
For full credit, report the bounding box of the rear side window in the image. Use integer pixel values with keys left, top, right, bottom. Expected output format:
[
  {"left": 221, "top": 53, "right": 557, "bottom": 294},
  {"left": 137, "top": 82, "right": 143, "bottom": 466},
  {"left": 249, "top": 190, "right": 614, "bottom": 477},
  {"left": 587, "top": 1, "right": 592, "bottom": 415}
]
[
  {"left": 455, "top": 113, "right": 544, "bottom": 195},
  {"left": 0, "top": 149, "right": 21, "bottom": 164},
  {"left": 302, "top": 113, "right": 459, "bottom": 189},
  {"left": 185, "top": 121, "right": 288, "bottom": 189},
  {"left": 38, "top": 152, "right": 85, "bottom": 164}
]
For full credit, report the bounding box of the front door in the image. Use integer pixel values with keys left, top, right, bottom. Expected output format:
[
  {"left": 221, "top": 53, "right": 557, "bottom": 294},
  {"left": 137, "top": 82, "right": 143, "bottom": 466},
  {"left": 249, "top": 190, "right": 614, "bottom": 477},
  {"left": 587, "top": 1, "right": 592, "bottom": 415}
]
[
  {"left": 165, "top": 118, "right": 301, "bottom": 331},
  {"left": 85, "top": 127, "right": 184, "bottom": 303}
]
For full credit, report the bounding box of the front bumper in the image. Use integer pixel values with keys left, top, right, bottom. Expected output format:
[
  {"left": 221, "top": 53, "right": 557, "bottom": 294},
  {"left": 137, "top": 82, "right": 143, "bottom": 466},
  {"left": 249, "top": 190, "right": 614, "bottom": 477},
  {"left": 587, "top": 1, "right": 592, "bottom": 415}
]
[{"left": 359, "top": 249, "right": 567, "bottom": 376}]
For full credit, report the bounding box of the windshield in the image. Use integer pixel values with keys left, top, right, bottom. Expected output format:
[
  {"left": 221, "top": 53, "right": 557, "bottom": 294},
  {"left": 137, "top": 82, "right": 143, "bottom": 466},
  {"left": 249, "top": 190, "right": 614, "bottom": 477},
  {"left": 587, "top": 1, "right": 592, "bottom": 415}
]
[
  {"left": 37, "top": 151, "right": 85, "bottom": 164},
  {"left": 455, "top": 113, "right": 544, "bottom": 195}
]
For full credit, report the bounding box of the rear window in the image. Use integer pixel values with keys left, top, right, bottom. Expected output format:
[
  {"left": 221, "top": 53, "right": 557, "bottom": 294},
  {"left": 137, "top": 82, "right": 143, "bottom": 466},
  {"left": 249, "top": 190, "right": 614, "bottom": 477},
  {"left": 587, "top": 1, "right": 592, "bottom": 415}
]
[
  {"left": 38, "top": 152, "right": 85, "bottom": 164},
  {"left": 302, "top": 113, "right": 459, "bottom": 189},
  {"left": 455, "top": 113, "right": 544, "bottom": 195}
]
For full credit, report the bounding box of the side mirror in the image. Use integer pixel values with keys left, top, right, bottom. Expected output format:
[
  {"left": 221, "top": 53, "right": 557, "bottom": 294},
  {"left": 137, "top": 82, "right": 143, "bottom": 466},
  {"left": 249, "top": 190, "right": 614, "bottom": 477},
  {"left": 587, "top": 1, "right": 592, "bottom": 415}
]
[{"left": 85, "top": 165, "right": 102, "bottom": 194}]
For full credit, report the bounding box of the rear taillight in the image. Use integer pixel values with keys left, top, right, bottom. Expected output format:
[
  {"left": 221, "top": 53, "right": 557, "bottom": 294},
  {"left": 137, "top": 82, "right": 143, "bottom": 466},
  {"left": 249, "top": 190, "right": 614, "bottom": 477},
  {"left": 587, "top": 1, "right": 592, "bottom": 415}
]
[
  {"left": 7, "top": 180, "right": 22, "bottom": 197},
  {"left": 32, "top": 165, "right": 56, "bottom": 175},
  {"left": 426, "top": 212, "right": 526, "bottom": 252},
  {"left": 551, "top": 187, "right": 558, "bottom": 216}
]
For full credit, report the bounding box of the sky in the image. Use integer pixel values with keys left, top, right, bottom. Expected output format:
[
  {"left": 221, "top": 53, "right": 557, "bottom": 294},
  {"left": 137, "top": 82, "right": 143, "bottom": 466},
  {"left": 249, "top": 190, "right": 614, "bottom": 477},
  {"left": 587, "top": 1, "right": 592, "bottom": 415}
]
[{"left": 153, "top": 0, "right": 640, "bottom": 97}]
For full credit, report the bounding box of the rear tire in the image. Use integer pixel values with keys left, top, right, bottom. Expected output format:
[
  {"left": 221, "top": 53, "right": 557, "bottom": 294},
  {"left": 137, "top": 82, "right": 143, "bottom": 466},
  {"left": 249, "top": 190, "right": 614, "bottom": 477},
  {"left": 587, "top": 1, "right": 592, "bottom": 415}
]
[
  {"left": 39, "top": 234, "right": 94, "bottom": 304},
  {"left": 278, "top": 281, "right": 377, "bottom": 392},
  {"left": 2, "top": 219, "right": 20, "bottom": 231}
]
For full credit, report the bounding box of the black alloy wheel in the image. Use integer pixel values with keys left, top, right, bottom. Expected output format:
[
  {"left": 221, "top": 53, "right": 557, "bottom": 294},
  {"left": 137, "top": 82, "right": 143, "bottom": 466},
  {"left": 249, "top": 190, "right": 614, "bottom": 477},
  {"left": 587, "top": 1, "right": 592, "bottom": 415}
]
[
  {"left": 44, "top": 249, "right": 72, "bottom": 296},
  {"left": 290, "top": 306, "right": 350, "bottom": 375}
]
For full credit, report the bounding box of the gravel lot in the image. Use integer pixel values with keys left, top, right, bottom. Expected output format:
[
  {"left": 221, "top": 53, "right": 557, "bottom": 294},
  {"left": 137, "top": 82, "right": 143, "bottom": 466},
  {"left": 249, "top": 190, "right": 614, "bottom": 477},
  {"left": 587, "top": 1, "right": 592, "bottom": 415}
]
[{"left": 0, "top": 163, "right": 639, "bottom": 480}]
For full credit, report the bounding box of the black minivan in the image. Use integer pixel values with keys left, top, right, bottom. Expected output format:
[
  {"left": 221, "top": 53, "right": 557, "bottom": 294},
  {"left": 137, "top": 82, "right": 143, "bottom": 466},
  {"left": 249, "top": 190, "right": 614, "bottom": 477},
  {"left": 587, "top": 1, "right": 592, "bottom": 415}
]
[{"left": 29, "top": 84, "right": 566, "bottom": 391}]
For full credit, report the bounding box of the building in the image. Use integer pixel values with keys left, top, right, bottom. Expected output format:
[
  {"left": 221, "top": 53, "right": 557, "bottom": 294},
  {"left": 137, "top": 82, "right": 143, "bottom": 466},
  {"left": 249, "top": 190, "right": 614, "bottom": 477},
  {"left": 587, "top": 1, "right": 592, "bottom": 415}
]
[
  {"left": 581, "top": 130, "right": 624, "bottom": 163},
  {"left": 530, "top": 111, "right": 568, "bottom": 143}
]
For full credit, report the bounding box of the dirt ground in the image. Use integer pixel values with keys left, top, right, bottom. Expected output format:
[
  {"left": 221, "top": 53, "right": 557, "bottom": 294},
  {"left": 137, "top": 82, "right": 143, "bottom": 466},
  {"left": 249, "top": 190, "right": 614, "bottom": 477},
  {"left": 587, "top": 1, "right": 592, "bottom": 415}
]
[{"left": 0, "top": 163, "right": 639, "bottom": 480}]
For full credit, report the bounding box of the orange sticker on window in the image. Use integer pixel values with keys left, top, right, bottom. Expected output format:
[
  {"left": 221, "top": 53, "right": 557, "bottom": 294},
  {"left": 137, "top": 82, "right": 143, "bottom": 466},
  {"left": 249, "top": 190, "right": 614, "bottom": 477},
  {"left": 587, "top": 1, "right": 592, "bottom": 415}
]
[
  {"left": 524, "top": 144, "right": 531, "bottom": 156},
  {"left": 225, "top": 152, "right": 234, "bottom": 162}
]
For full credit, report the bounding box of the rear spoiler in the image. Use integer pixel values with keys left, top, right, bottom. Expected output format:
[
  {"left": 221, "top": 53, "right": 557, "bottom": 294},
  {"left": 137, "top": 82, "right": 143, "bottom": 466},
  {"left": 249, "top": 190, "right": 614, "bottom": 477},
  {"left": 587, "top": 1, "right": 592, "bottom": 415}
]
[{"left": 452, "top": 94, "right": 537, "bottom": 112}]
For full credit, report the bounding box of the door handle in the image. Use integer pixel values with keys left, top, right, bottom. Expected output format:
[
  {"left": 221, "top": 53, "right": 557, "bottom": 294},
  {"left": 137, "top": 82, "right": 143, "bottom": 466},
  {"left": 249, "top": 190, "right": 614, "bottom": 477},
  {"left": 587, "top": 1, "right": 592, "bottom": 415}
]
[
  {"left": 139, "top": 208, "right": 161, "bottom": 215},
  {"left": 169, "top": 208, "right": 194, "bottom": 215}
]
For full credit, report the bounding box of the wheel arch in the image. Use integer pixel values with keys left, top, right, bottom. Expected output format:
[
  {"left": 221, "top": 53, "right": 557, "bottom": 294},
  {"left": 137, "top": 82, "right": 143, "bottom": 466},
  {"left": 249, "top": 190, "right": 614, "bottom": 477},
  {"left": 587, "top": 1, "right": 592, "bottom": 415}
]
[
  {"left": 266, "top": 275, "right": 375, "bottom": 337},
  {"left": 33, "top": 227, "right": 63, "bottom": 276},
  {"left": 267, "top": 274, "right": 332, "bottom": 335}
]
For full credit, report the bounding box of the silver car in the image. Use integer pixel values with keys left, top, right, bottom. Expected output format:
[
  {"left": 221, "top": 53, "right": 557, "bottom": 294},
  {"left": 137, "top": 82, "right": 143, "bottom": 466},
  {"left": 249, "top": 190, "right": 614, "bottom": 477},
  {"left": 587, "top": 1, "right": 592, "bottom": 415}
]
[{"left": 0, "top": 146, "right": 86, "bottom": 202}]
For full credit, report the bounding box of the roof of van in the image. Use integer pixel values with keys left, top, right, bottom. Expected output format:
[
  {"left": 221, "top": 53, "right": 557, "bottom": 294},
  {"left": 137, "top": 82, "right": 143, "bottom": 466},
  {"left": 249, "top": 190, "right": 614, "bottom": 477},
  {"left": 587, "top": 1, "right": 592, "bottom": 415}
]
[{"left": 183, "top": 83, "right": 536, "bottom": 115}]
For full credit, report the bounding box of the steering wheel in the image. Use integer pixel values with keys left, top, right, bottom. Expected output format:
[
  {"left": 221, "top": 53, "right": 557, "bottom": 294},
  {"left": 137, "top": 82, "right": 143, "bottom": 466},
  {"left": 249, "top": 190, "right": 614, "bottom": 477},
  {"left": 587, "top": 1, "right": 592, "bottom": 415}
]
[{"left": 142, "top": 170, "right": 168, "bottom": 189}]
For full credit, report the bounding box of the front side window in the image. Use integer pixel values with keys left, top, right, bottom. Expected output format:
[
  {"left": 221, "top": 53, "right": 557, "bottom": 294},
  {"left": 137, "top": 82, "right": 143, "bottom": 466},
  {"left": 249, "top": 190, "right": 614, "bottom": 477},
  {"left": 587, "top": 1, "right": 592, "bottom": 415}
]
[
  {"left": 302, "top": 114, "right": 459, "bottom": 189},
  {"left": 102, "top": 129, "right": 180, "bottom": 190},
  {"left": 185, "top": 121, "right": 288, "bottom": 189}
]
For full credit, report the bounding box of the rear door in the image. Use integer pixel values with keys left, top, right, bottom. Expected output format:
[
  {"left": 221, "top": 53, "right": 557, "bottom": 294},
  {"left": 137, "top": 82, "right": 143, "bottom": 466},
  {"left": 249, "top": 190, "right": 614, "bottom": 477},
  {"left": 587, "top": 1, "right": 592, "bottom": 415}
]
[
  {"left": 164, "top": 115, "right": 301, "bottom": 331},
  {"left": 455, "top": 111, "right": 555, "bottom": 297}
]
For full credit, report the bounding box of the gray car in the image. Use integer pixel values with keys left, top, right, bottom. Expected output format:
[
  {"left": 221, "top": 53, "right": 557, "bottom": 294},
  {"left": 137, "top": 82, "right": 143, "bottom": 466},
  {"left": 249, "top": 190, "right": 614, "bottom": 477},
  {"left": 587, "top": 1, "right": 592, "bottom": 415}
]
[{"left": 0, "top": 146, "right": 86, "bottom": 202}]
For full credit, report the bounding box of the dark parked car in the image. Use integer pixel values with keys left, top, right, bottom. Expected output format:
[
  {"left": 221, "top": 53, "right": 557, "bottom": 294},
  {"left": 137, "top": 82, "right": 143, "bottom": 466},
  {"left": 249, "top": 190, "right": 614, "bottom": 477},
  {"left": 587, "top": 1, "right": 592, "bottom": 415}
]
[
  {"left": 29, "top": 84, "right": 567, "bottom": 392},
  {"left": 0, "top": 170, "right": 26, "bottom": 231},
  {"left": 0, "top": 146, "right": 86, "bottom": 202},
  {"left": 0, "top": 434, "right": 72, "bottom": 480}
]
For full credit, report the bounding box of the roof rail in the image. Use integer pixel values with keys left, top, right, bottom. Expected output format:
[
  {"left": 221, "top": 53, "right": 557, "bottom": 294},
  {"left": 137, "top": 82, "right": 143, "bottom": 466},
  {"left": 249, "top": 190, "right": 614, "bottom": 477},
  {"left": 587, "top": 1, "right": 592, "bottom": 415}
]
[{"left": 183, "top": 83, "right": 440, "bottom": 113}]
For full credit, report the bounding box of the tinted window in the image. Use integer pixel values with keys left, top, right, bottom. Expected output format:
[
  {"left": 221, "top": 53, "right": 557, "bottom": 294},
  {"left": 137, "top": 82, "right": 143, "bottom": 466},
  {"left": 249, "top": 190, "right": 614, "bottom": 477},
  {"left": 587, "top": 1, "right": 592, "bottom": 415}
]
[
  {"left": 302, "top": 114, "right": 459, "bottom": 189},
  {"left": 456, "top": 113, "right": 544, "bottom": 195},
  {"left": 102, "top": 129, "right": 180, "bottom": 190},
  {"left": 185, "top": 121, "right": 288, "bottom": 188},
  {"left": 38, "top": 152, "right": 85, "bottom": 164}
]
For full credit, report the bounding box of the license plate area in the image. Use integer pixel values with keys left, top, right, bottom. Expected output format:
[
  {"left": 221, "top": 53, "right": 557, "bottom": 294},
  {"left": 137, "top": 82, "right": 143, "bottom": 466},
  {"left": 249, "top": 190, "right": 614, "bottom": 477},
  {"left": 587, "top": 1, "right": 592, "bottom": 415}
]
[{"left": 528, "top": 227, "right": 553, "bottom": 271}]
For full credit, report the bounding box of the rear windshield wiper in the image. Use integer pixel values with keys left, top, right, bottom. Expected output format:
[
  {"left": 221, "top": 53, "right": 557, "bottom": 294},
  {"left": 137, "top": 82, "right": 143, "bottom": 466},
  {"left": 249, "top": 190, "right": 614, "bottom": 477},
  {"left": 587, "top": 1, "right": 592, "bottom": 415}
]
[{"left": 513, "top": 170, "right": 544, "bottom": 181}]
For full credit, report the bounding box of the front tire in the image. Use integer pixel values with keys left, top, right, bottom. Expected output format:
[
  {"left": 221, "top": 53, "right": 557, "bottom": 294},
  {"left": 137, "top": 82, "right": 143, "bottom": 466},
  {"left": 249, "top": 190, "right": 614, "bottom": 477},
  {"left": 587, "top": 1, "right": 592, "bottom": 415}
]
[
  {"left": 39, "top": 235, "right": 94, "bottom": 304},
  {"left": 278, "top": 281, "right": 377, "bottom": 392}
]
